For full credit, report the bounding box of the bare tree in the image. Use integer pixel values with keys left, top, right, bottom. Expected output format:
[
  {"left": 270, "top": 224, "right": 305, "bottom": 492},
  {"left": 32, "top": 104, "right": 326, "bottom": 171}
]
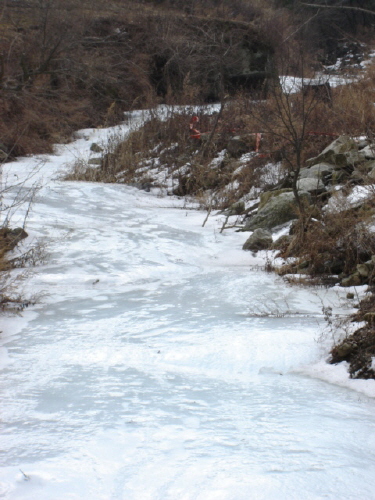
[{"left": 246, "top": 50, "right": 330, "bottom": 210}]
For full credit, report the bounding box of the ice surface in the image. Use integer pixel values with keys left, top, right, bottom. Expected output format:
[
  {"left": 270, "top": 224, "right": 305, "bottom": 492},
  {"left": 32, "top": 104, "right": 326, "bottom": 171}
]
[{"left": 1, "top": 116, "right": 375, "bottom": 499}]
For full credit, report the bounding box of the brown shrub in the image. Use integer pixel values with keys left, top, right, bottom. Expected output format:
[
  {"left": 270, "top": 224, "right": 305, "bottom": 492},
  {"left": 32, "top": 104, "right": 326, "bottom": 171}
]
[{"left": 282, "top": 193, "right": 375, "bottom": 277}]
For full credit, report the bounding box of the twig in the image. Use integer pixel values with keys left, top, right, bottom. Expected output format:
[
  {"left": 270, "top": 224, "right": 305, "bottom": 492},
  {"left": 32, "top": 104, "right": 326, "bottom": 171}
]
[
  {"left": 220, "top": 214, "right": 230, "bottom": 233},
  {"left": 19, "top": 469, "right": 30, "bottom": 481},
  {"left": 202, "top": 201, "right": 212, "bottom": 227},
  {"left": 300, "top": 2, "right": 375, "bottom": 16}
]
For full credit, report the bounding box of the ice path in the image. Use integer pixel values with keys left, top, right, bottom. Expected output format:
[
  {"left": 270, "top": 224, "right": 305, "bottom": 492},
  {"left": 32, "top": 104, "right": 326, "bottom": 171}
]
[{"left": 1, "top": 121, "right": 375, "bottom": 499}]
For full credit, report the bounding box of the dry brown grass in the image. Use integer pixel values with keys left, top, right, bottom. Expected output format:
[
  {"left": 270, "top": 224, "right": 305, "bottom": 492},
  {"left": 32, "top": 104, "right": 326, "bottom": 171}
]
[
  {"left": 0, "top": 0, "right": 286, "bottom": 160},
  {"left": 65, "top": 105, "right": 282, "bottom": 210},
  {"left": 0, "top": 227, "right": 47, "bottom": 313},
  {"left": 278, "top": 192, "right": 375, "bottom": 278}
]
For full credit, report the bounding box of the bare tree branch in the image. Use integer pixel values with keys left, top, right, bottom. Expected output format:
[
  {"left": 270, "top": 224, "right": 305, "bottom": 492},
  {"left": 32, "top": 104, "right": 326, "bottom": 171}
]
[{"left": 299, "top": 2, "right": 375, "bottom": 16}]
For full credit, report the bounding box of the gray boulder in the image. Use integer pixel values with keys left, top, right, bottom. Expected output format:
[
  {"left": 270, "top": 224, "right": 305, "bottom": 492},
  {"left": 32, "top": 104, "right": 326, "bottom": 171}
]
[
  {"left": 307, "top": 135, "right": 357, "bottom": 167},
  {"left": 226, "top": 201, "right": 246, "bottom": 216},
  {"left": 357, "top": 139, "right": 370, "bottom": 150},
  {"left": 299, "top": 162, "right": 334, "bottom": 180},
  {"left": 331, "top": 169, "right": 351, "bottom": 184},
  {"left": 343, "top": 150, "right": 367, "bottom": 167},
  {"left": 361, "top": 145, "right": 375, "bottom": 159},
  {"left": 357, "top": 260, "right": 374, "bottom": 278},
  {"left": 258, "top": 188, "right": 292, "bottom": 209},
  {"left": 369, "top": 166, "right": 375, "bottom": 180},
  {"left": 271, "top": 234, "right": 293, "bottom": 250},
  {"left": 88, "top": 158, "right": 102, "bottom": 165},
  {"left": 242, "top": 228, "right": 272, "bottom": 251},
  {"left": 362, "top": 160, "right": 375, "bottom": 172},
  {"left": 296, "top": 177, "right": 326, "bottom": 194},
  {"left": 351, "top": 161, "right": 375, "bottom": 181},
  {"left": 341, "top": 273, "right": 362, "bottom": 287},
  {"left": 90, "top": 143, "right": 103, "bottom": 153},
  {"left": 227, "top": 136, "right": 248, "bottom": 158},
  {"left": 320, "top": 134, "right": 357, "bottom": 155},
  {"left": 245, "top": 191, "right": 311, "bottom": 230},
  {"left": 333, "top": 342, "right": 356, "bottom": 359}
]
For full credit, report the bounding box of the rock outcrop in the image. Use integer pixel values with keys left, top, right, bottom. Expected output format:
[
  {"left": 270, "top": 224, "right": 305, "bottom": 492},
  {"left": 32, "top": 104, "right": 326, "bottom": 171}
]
[
  {"left": 242, "top": 134, "right": 375, "bottom": 291},
  {"left": 244, "top": 191, "right": 311, "bottom": 231},
  {"left": 242, "top": 228, "right": 272, "bottom": 251}
]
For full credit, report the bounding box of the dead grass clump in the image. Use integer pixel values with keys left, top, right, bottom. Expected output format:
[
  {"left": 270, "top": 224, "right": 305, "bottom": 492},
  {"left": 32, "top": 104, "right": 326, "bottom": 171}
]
[
  {"left": 352, "top": 290, "right": 375, "bottom": 323},
  {"left": 0, "top": 92, "right": 96, "bottom": 158},
  {"left": 330, "top": 321, "right": 375, "bottom": 379},
  {"left": 0, "top": 227, "right": 47, "bottom": 314},
  {"left": 101, "top": 111, "right": 196, "bottom": 181},
  {"left": 0, "top": 228, "right": 28, "bottom": 265},
  {"left": 281, "top": 194, "right": 375, "bottom": 278},
  {"left": 327, "top": 65, "right": 375, "bottom": 138},
  {"left": 66, "top": 109, "right": 249, "bottom": 206}
]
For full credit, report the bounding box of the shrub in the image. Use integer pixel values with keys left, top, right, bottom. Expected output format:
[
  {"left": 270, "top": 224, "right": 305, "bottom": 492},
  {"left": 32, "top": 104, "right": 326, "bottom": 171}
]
[{"left": 280, "top": 191, "right": 375, "bottom": 278}]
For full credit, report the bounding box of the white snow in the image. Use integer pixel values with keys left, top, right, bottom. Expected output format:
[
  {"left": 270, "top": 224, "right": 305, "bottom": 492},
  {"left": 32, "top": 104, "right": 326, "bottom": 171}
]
[
  {"left": 280, "top": 74, "right": 354, "bottom": 95},
  {"left": 1, "top": 111, "right": 375, "bottom": 499}
]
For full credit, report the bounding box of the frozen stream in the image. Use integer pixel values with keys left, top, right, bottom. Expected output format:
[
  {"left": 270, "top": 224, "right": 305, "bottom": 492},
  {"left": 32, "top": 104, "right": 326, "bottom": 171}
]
[{"left": 1, "top": 122, "right": 375, "bottom": 499}]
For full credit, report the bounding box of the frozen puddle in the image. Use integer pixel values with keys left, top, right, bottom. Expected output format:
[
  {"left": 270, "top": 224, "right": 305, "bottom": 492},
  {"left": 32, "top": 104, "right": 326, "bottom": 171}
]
[{"left": 1, "top": 128, "right": 375, "bottom": 499}]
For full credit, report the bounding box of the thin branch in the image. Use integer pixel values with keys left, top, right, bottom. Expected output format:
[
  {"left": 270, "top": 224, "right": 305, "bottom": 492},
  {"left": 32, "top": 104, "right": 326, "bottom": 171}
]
[
  {"left": 202, "top": 199, "right": 212, "bottom": 227},
  {"left": 282, "top": 10, "right": 320, "bottom": 43},
  {"left": 299, "top": 2, "right": 375, "bottom": 16}
]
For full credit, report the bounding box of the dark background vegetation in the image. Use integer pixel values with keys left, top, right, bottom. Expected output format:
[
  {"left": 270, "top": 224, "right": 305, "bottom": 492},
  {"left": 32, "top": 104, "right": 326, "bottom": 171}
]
[{"left": 0, "top": 0, "right": 374, "bottom": 158}]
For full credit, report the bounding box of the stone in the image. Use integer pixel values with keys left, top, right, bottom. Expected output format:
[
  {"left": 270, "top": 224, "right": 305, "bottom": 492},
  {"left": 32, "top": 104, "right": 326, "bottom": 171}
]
[
  {"left": 88, "top": 158, "right": 102, "bottom": 165},
  {"left": 258, "top": 189, "right": 292, "bottom": 209},
  {"left": 342, "top": 150, "right": 365, "bottom": 167},
  {"left": 351, "top": 161, "right": 375, "bottom": 181},
  {"left": 297, "top": 260, "right": 310, "bottom": 269},
  {"left": 361, "top": 145, "right": 375, "bottom": 159},
  {"left": 357, "top": 264, "right": 369, "bottom": 278},
  {"left": 296, "top": 177, "right": 326, "bottom": 194},
  {"left": 227, "top": 201, "right": 245, "bottom": 215},
  {"left": 271, "top": 234, "right": 292, "bottom": 250},
  {"left": 307, "top": 135, "right": 360, "bottom": 169},
  {"left": 299, "top": 163, "right": 335, "bottom": 181},
  {"left": 357, "top": 139, "right": 370, "bottom": 150},
  {"left": 341, "top": 272, "right": 362, "bottom": 287},
  {"left": 323, "top": 259, "right": 345, "bottom": 274},
  {"left": 90, "top": 143, "right": 103, "bottom": 153},
  {"left": 357, "top": 261, "right": 374, "bottom": 278},
  {"left": 309, "top": 139, "right": 353, "bottom": 166},
  {"left": 305, "top": 156, "right": 318, "bottom": 168},
  {"left": 334, "top": 342, "right": 355, "bottom": 359},
  {"left": 331, "top": 169, "right": 350, "bottom": 184},
  {"left": 242, "top": 228, "right": 273, "bottom": 251},
  {"left": 226, "top": 136, "right": 248, "bottom": 158},
  {"left": 319, "top": 135, "right": 357, "bottom": 157},
  {"left": 244, "top": 191, "right": 311, "bottom": 231},
  {"left": 362, "top": 160, "right": 375, "bottom": 171}
]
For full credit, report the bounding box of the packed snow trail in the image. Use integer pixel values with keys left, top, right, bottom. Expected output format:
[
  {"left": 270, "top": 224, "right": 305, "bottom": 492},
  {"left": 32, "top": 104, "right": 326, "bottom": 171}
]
[{"left": 1, "top": 119, "right": 375, "bottom": 499}]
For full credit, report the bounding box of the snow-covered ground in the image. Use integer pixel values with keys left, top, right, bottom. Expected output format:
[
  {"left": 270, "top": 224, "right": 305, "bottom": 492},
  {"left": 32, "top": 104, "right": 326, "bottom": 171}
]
[
  {"left": 1, "top": 114, "right": 375, "bottom": 499},
  {"left": 279, "top": 74, "right": 354, "bottom": 95}
]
